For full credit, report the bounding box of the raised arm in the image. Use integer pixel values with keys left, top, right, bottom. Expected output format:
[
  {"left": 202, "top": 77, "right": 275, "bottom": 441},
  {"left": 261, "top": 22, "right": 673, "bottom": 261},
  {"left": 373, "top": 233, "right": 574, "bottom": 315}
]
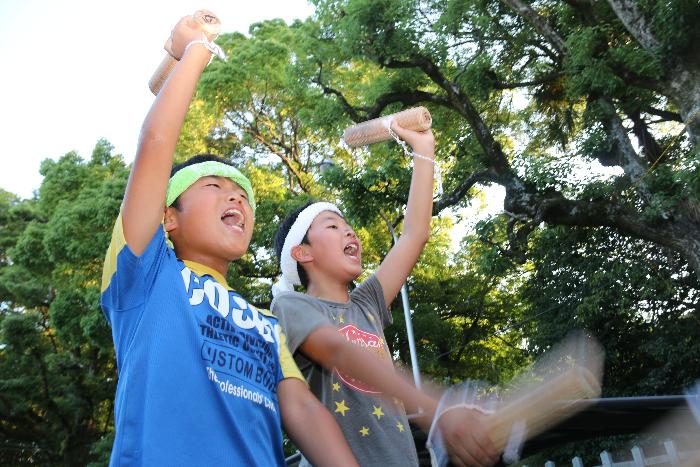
[
  {"left": 375, "top": 122, "right": 436, "bottom": 306},
  {"left": 122, "top": 16, "right": 213, "bottom": 255},
  {"left": 278, "top": 377, "right": 359, "bottom": 467}
]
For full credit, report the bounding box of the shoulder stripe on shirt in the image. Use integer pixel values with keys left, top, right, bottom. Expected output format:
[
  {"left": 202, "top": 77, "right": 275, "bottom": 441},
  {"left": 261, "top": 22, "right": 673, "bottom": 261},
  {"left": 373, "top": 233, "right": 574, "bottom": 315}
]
[{"left": 101, "top": 212, "right": 127, "bottom": 293}]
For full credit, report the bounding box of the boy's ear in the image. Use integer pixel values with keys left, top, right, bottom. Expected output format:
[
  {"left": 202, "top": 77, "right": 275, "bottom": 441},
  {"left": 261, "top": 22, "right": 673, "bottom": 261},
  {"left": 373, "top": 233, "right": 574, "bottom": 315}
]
[
  {"left": 291, "top": 244, "right": 313, "bottom": 264},
  {"left": 163, "top": 206, "right": 178, "bottom": 233}
]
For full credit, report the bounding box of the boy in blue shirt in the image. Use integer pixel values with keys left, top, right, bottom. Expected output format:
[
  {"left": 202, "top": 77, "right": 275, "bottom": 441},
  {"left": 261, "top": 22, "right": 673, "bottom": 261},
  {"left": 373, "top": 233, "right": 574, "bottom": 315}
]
[{"left": 100, "top": 15, "right": 357, "bottom": 466}]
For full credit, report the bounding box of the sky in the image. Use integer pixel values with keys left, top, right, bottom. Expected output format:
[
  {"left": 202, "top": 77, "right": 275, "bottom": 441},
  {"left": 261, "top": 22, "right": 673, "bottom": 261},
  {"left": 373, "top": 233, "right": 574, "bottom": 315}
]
[
  {"left": 0, "top": 0, "right": 316, "bottom": 200},
  {"left": 0, "top": 0, "right": 507, "bottom": 247}
]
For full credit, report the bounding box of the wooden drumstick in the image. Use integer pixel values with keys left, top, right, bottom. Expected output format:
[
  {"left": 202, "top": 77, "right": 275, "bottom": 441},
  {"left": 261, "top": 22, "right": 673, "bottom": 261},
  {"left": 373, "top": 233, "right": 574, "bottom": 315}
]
[
  {"left": 148, "top": 10, "right": 221, "bottom": 96},
  {"left": 484, "top": 366, "right": 602, "bottom": 452},
  {"left": 428, "top": 332, "right": 604, "bottom": 467},
  {"left": 343, "top": 107, "right": 432, "bottom": 147}
]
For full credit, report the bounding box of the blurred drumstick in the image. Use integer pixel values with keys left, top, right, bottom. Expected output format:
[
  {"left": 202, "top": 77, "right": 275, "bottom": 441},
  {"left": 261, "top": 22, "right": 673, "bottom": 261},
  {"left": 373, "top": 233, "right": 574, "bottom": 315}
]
[
  {"left": 148, "top": 9, "right": 221, "bottom": 95},
  {"left": 485, "top": 366, "right": 601, "bottom": 454},
  {"left": 427, "top": 331, "right": 604, "bottom": 466}
]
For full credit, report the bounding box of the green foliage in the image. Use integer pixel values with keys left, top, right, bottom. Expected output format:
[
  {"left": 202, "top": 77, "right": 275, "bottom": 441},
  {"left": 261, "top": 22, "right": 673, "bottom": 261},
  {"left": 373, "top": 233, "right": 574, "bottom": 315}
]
[
  {"left": 0, "top": 190, "right": 35, "bottom": 268},
  {"left": 391, "top": 219, "right": 532, "bottom": 386},
  {"left": 517, "top": 225, "right": 699, "bottom": 463},
  {"left": 646, "top": 0, "right": 700, "bottom": 58},
  {"left": 564, "top": 25, "right": 661, "bottom": 99},
  {"left": 0, "top": 141, "right": 125, "bottom": 465},
  {"left": 523, "top": 226, "right": 699, "bottom": 395},
  {"left": 5, "top": 1, "right": 700, "bottom": 462}
]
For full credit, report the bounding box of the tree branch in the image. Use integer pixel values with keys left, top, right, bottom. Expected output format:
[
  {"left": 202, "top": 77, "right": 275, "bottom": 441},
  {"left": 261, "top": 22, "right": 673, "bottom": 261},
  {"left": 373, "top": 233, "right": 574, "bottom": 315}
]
[
  {"left": 519, "top": 189, "right": 698, "bottom": 257},
  {"left": 501, "top": 0, "right": 567, "bottom": 55},
  {"left": 433, "top": 171, "right": 495, "bottom": 215},
  {"left": 625, "top": 108, "right": 663, "bottom": 164},
  {"left": 314, "top": 63, "right": 362, "bottom": 122},
  {"left": 607, "top": 63, "right": 665, "bottom": 94},
  {"left": 644, "top": 107, "right": 683, "bottom": 123},
  {"left": 315, "top": 63, "right": 452, "bottom": 122},
  {"left": 493, "top": 70, "right": 563, "bottom": 89},
  {"left": 363, "top": 91, "right": 450, "bottom": 120},
  {"left": 388, "top": 170, "right": 496, "bottom": 228},
  {"left": 605, "top": 0, "right": 661, "bottom": 53},
  {"left": 607, "top": 0, "right": 700, "bottom": 149},
  {"left": 227, "top": 112, "right": 311, "bottom": 193},
  {"left": 596, "top": 98, "right": 651, "bottom": 197},
  {"left": 385, "top": 56, "right": 515, "bottom": 178}
]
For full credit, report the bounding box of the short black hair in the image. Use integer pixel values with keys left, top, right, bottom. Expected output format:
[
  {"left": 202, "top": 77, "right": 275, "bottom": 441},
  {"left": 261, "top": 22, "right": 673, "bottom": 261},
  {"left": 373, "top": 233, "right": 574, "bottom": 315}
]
[
  {"left": 169, "top": 154, "right": 236, "bottom": 210},
  {"left": 273, "top": 201, "right": 315, "bottom": 289}
]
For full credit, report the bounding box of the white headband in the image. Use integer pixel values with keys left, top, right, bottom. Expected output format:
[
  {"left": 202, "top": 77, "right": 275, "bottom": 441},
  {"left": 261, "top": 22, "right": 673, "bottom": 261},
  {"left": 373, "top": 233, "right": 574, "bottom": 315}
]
[{"left": 272, "top": 202, "right": 342, "bottom": 297}]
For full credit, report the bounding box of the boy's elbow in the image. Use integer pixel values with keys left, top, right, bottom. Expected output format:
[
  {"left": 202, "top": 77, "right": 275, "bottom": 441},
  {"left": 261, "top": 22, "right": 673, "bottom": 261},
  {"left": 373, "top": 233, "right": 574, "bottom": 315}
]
[
  {"left": 417, "top": 227, "right": 431, "bottom": 245},
  {"left": 319, "top": 339, "right": 347, "bottom": 370},
  {"left": 280, "top": 379, "right": 321, "bottom": 421},
  {"left": 302, "top": 326, "right": 350, "bottom": 370}
]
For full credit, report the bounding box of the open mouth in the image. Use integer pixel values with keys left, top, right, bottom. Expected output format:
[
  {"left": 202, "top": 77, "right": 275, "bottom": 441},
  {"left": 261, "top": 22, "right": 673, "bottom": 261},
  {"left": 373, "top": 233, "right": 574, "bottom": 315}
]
[
  {"left": 344, "top": 242, "right": 360, "bottom": 260},
  {"left": 221, "top": 208, "right": 245, "bottom": 231}
]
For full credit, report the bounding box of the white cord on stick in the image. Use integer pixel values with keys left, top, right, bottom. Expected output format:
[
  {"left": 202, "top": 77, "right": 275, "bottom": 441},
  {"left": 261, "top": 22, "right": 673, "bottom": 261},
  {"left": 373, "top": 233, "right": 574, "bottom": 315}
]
[
  {"left": 183, "top": 35, "right": 227, "bottom": 64},
  {"left": 387, "top": 122, "right": 443, "bottom": 197}
]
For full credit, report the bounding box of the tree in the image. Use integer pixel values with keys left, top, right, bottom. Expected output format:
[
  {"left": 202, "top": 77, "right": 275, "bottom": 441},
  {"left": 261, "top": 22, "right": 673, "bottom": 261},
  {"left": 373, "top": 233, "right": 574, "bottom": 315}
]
[
  {"left": 385, "top": 217, "right": 532, "bottom": 386},
  {"left": 299, "top": 0, "right": 700, "bottom": 279},
  {"left": 6, "top": 2, "right": 699, "bottom": 462},
  {"left": 0, "top": 140, "right": 127, "bottom": 465},
  {"left": 522, "top": 225, "right": 700, "bottom": 396},
  {"left": 183, "top": 18, "right": 530, "bottom": 381}
]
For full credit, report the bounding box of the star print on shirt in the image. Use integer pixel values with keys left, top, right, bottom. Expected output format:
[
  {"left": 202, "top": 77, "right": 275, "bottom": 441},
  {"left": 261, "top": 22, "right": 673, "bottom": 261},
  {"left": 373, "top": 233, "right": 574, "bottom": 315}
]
[
  {"left": 338, "top": 314, "right": 345, "bottom": 324},
  {"left": 335, "top": 400, "right": 350, "bottom": 416},
  {"left": 332, "top": 382, "right": 340, "bottom": 392},
  {"left": 359, "top": 426, "right": 370, "bottom": 437},
  {"left": 372, "top": 406, "right": 384, "bottom": 420},
  {"left": 396, "top": 422, "right": 405, "bottom": 432}
]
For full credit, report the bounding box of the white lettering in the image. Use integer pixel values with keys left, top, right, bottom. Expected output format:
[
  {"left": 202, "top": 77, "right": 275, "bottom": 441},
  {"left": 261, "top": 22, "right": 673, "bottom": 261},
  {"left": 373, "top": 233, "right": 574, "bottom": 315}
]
[
  {"left": 180, "top": 268, "right": 191, "bottom": 293},
  {"left": 182, "top": 267, "right": 276, "bottom": 343},
  {"left": 204, "top": 280, "right": 230, "bottom": 318},
  {"left": 205, "top": 367, "right": 271, "bottom": 410},
  {"left": 230, "top": 306, "right": 255, "bottom": 330}
]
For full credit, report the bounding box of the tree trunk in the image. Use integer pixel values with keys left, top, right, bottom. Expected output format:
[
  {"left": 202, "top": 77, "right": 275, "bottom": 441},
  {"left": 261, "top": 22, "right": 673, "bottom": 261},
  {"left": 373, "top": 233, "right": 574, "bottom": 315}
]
[
  {"left": 501, "top": 0, "right": 566, "bottom": 55},
  {"left": 607, "top": 0, "right": 700, "bottom": 147},
  {"left": 607, "top": 213, "right": 700, "bottom": 283},
  {"left": 666, "top": 61, "right": 700, "bottom": 148},
  {"left": 660, "top": 219, "right": 700, "bottom": 283},
  {"left": 678, "top": 236, "right": 700, "bottom": 283}
]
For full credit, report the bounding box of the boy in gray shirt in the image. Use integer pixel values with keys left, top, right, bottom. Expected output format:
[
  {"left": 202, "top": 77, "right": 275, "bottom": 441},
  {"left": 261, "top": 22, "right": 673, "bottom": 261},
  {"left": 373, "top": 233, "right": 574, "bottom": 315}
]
[
  {"left": 271, "top": 122, "right": 499, "bottom": 467},
  {"left": 274, "top": 273, "right": 417, "bottom": 466}
]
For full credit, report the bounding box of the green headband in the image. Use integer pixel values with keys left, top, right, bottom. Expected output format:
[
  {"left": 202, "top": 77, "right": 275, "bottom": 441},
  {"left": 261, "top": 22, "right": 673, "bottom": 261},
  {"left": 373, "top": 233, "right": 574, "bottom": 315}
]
[{"left": 166, "top": 161, "right": 256, "bottom": 213}]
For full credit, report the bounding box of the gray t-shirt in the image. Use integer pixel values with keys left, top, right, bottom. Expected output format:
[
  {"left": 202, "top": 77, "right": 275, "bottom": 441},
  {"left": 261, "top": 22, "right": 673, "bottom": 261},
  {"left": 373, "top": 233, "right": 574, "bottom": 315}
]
[{"left": 272, "top": 275, "right": 419, "bottom": 467}]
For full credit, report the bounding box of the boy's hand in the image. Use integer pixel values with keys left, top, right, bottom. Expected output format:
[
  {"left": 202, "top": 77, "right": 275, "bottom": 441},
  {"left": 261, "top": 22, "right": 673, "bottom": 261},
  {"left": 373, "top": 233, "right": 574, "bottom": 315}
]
[
  {"left": 166, "top": 15, "right": 208, "bottom": 60},
  {"left": 437, "top": 407, "right": 500, "bottom": 467},
  {"left": 390, "top": 120, "right": 436, "bottom": 159}
]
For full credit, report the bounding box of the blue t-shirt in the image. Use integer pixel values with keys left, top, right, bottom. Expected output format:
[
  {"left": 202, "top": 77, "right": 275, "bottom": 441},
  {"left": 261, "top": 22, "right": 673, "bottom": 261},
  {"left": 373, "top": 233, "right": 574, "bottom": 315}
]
[{"left": 100, "top": 214, "right": 303, "bottom": 466}]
